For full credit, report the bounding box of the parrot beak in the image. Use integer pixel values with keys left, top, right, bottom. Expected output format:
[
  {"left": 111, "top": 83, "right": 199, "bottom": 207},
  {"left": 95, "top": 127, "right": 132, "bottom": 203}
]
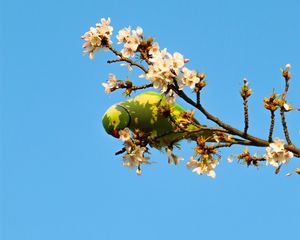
[{"left": 111, "top": 129, "right": 120, "bottom": 138}]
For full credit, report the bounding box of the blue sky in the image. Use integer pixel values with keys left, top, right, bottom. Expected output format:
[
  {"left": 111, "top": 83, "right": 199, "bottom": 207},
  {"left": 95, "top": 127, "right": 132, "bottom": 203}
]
[{"left": 1, "top": 0, "right": 300, "bottom": 239}]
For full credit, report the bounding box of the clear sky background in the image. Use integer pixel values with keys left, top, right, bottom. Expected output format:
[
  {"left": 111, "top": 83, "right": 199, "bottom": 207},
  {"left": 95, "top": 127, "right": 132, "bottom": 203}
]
[{"left": 1, "top": 0, "right": 300, "bottom": 239}]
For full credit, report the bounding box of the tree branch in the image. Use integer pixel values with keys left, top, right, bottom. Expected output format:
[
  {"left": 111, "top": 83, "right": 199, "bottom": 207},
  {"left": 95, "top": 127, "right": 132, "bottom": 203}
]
[{"left": 171, "top": 85, "right": 300, "bottom": 157}]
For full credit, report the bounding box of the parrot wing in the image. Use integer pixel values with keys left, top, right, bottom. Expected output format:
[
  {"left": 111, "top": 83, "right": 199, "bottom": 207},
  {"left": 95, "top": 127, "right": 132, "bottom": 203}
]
[
  {"left": 119, "top": 92, "right": 173, "bottom": 136},
  {"left": 118, "top": 91, "right": 211, "bottom": 149}
]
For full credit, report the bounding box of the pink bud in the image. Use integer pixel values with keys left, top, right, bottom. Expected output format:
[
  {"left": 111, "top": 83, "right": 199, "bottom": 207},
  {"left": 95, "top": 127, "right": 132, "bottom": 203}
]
[
  {"left": 184, "top": 58, "right": 190, "bottom": 63},
  {"left": 285, "top": 63, "right": 291, "bottom": 71}
]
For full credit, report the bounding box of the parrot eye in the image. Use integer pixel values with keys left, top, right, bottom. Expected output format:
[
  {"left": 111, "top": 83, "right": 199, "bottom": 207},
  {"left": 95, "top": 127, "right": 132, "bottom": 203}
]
[{"left": 112, "top": 129, "right": 120, "bottom": 138}]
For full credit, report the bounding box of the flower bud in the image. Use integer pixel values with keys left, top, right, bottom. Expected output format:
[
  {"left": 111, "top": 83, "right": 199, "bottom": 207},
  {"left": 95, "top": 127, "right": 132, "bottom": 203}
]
[
  {"left": 125, "top": 79, "right": 132, "bottom": 88},
  {"left": 136, "top": 167, "right": 142, "bottom": 175},
  {"left": 147, "top": 37, "right": 153, "bottom": 45},
  {"left": 125, "top": 88, "right": 132, "bottom": 96},
  {"left": 199, "top": 73, "right": 206, "bottom": 80}
]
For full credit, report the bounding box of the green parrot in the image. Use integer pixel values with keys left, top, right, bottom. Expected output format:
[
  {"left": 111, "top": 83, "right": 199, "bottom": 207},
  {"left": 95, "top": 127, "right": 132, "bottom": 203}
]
[{"left": 102, "top": 91, "right": 214, "bottom": 149}]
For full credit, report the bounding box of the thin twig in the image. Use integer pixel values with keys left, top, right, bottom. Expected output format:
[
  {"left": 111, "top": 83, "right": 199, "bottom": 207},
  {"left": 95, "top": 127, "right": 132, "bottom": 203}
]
[
  {"left": 131, "top": 84, "right": 153, "bottom": 91},
  {"left": 196, "top": 91, "right": 200, "bottom": 105},
  {"left": 280, "top": 76, "right": 293, "bottom": 145},
  {"left": 214, "top": 143, "right": 233, "bottom": 149},
  {"left": 168, "top": 114, "right": 258, "bottom": 146},
  {"left": 243, "top": 96, "right": 249, "bottom": 134},
  {"left": 253, "top": 157, "right": 266, "bottom": 162},
  {"left": 280, "top": 107, "right": 293, "bottom": 145},
  {"left": 282, "top": 78, "right": 290, "bottom": 100},
  {"left": 107, "top": 59, "right": 122, "bottom": 64},
  {"left": 107, "top": 45, "right": 148, "bottom": 73},
  {"left": 268, "top": 110, "right": 275, "bottom": 142},
  {"left": 111, "top": 82, "right": 153, "bottom": 94}
]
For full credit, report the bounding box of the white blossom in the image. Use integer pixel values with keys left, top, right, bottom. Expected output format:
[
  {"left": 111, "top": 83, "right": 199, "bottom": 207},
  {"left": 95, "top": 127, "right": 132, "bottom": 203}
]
[
  {"left": 124, "top": 33, "right": 140, "bottom": 51},
  {"left": 149, "top": 42, "right": 160, "bottom": 56},
  {"left": 120, "top": 63, "right": 133, "bottom": 72},
  {"left": 171, "top": 52, "right": 185, "bottom": 71},
  {"left": 160, "top": 48, "right": 171, "bottom": 59},
  {"left": 180, "top": 67, "right": 200, "bottom": 89},
  {"left": 119, "top": 128, "right": 131, "bottom": 142},
  {"left": 186, "top": 157, "right": 198, "bottom": 168},
  {"left": 135, "top": 26, "right": 143, "bottom": 37},
  {"left": 164, "top": 90, "right": 177, "bottom": 104},
  {"left": 227, "top": 155, "right": 235, "bottom": 163},
  {"left": 206, "top": 170, "right": 216, "bottom": 178},
  {"left": 166, "top": 148, "right": 184, "bottom": 165},
  {"left": 121, "top": 47, "right": 135, "bottom": 58},
  {"left": 100, "top": 17, "right": 112, "bottom": 27},
  {"left": 116, "top": 27, "right": 131, "bottom": 44},
  {"left": 270, "top": 138, "right": 285, "bottom": 152},
  {"left": 144, "top": 49, "right": 184, "bottom": 94},
  {"left": 145, "top": 55, "right": 174, "bottom": 93},
  {"left": 117, "top": 26, "right": 142, "bottom": 58},
  {"left": 102, "top": 73, "right": 118, "bottom": 93},
  {"left": 149, "top": 48, "right": 171, "bottom": 64},
  {"left": 186, "top": 157, "right": 219, "bottom": 178},
  {"left": 285, "top": 63, "right": 291, "bottom": 71},
  {"left": 123, "top": 146, "right": 149, "bottom": 169},
  {"left": 81, "top": 18, "right": 113, "bottom": 59},
  {"left": 264, "top": 138, "right": 294, "bottom": 168}
]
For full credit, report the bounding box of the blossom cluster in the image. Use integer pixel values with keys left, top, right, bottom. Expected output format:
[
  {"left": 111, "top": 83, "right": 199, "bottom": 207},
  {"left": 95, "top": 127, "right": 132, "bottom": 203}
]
[
  {"left": 102, "top": 73, "right": 119, "bottom": 93},
  {"left": 116, "top": 26, "right": 143, "bottom": 58},
  {"left": 264, "top": 138, "right": 294, "bottom": 168},
  {"left": 145, "top": 48, "right": 183, "bottom": 91},
  {"left": 263, "top": 91, "right": 294, "bottom": 112},
  {"left": 82, "top": 19, "right": 204, "bottom": 101},
  {"left": 81, "top": 18, "right": 113, "bottom": 59},
  {"left": 118, "top": 128, "right": 150, "bottom": 174},
  {"left": 186, "top": 156, "right": 219, "bottom": 178},
  {"left": 119, "top": 128, "right": 217, "bottom": 178},
  {"left": 143, "top": 45, "right": 201, "bottom": 93}
]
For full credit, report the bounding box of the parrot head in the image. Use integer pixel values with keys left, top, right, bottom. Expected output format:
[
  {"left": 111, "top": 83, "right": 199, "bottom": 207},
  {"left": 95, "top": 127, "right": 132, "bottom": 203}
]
[{"left": 102, "top": 104, "right": 130, "bottom": 138}]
